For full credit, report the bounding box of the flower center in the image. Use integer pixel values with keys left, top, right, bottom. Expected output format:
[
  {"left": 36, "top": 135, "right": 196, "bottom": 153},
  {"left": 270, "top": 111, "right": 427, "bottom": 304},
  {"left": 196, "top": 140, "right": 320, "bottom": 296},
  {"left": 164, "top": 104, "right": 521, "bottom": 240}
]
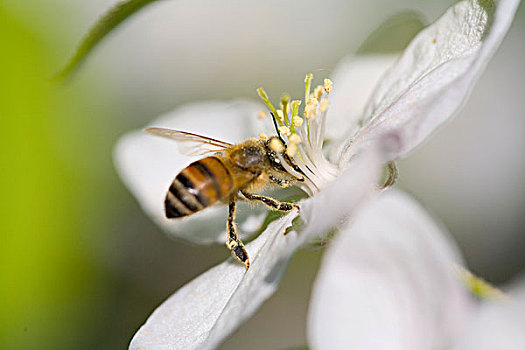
[{"left": 257, "top": 74, "right": 340, "bottom": 196}]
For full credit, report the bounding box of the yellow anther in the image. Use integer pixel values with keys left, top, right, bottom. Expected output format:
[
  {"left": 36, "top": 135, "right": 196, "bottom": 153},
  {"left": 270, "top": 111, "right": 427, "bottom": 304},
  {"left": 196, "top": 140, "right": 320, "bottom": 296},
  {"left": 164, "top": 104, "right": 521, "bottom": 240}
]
[
  {"left": 313, "top": 85, "right": 324, "bottom": 99},
  {"left": 286, "top": 143, "right": 298, "bottom": 157},
  {"left": 305, "top": 105, "right": 317, "bottom": 119},
  {"left": 259, "top": 132, "right": 268, "bottom": 141},
  {"left": 269, "top": 138, "right": 285, "bottom": 153},
  {"left": 278, "top": 126, "right": 291, "bottom": 136},
  {"left": 324, "top": 78, "right": 333, "bottom": 93},
  {"left": 289, "top": 133, "right": 301, "bottom": 144},
  {"left": 276, "top": 109, "right": 284, "bottom": 121},
  {"left": 258, "top": 110, "right": 267, "bottom": 119},
  {"left": 320, "top": 99, "right": 329, "bottom": 112},
  {"left": 292, "top": 116, "right": 304, "bottom": 127},
  {"left": 307, "top": 97, "right": 319, "bottom": 107}
]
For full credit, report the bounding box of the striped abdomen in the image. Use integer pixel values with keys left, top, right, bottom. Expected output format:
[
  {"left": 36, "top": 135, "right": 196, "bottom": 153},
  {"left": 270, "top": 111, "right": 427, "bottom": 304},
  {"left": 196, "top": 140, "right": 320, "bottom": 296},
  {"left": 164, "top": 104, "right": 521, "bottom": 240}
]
[{"left": 165, "top": 156, "right": 234, "bottom": 218}]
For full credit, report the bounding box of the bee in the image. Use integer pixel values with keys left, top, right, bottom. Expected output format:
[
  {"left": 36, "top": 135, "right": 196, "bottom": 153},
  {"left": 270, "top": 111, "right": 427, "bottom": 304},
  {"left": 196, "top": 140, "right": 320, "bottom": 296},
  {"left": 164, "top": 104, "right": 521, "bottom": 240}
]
[{"left": 145, "top": 121, "right": 305, "bottom": 270}]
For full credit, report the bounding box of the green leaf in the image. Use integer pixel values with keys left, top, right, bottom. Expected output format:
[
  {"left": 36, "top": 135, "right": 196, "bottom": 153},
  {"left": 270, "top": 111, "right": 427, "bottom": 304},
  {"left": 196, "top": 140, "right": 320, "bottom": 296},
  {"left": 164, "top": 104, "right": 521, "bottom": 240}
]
[
  {"left": 56, "top": 0, "right": 163, "bottom": 81},
  {"left": 357, "top": 10, "right": 427, "bottom": 55}
]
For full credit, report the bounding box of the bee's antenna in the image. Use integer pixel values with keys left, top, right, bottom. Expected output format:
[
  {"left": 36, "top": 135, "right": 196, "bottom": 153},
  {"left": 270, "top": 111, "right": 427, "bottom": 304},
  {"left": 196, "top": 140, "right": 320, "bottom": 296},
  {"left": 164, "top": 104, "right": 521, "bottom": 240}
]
[{"left": 270, "top": 112, "right": 286, "bottom": 145}]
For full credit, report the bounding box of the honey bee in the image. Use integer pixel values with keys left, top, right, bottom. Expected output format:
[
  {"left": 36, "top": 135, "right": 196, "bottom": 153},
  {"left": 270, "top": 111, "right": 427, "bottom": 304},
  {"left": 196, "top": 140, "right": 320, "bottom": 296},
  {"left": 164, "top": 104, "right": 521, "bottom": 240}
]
[{"left": 145, "top": 125, "right": 305, "bottom": 270}]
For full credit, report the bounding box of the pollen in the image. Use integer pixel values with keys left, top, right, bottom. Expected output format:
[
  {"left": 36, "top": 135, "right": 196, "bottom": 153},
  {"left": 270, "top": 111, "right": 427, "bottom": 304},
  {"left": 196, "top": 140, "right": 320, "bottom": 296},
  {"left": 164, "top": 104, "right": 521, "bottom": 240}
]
[
  {"left": 305, "top": 105, "right": 317, "bottom": 119},
  {"left": 324, "top": 79, "right": 333, "bottom": 93},
  {"left": 258, "top": 110, "right": 267, "bottom": 119},
  {"left": 292, "top": 116, "right": 304, "bottom": 127},
  {"left": 259, "top": 132, "right": 268, "bottom": 141},
  {"left": 308, "top": 97, "right": 319, "bottom": 107},
  {"left": 313, "top": 85, "right": 324, "bottom": 99},
  {"left": 269, "top": 138, "right": 285, "bottom": 153},
  {"left": 320, "top": 99, "right": 329, "bottom": 112},
  {"left": 278, "top": 125, "right": 291, "bottom": 136},
  {"left": 286, "top": 142, "right": 298, "bottom": 157},
  {"left": 289, "top": 133, "right": 301, "bottom": 144}
]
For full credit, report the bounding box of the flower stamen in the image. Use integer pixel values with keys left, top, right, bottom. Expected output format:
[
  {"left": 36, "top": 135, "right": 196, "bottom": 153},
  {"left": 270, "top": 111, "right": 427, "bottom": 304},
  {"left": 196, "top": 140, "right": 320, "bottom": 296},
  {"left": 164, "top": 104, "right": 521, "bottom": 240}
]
[
  {"left": 293, "top": 116, "right": 304, "bottom": 127},
  {"left": 290, "top": 100, "right": 301, "bottom": 132},
  {"left": 278, "top": 126, "right": 291, "bottom": 136},
  {"left": 280, "top": 93, "right": 292, "bottom": 128},
  {"left": 323, "top": 78, "right": 333, "bottom": 93},
  {"left": 257, "top": 74, "right": 339, "bottom": 195},
  {"left": 320, "top": 99, "right": 329, "bottom": 112},
  {"left": 313, "top": 85, "right": 324, "bottom": 100},
  {"left": 257, "top": 88, "right": 282, "bottom": 126}
]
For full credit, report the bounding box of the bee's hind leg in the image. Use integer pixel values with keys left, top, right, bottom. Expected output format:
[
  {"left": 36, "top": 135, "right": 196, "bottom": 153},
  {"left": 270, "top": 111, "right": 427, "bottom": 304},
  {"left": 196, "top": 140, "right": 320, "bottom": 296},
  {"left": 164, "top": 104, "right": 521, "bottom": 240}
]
[
  {"left": 241, "top": 190, "right": 299, "bottom": 212},
  {"left": 226, "top": 199, "right": 250, "bottom": 270}
]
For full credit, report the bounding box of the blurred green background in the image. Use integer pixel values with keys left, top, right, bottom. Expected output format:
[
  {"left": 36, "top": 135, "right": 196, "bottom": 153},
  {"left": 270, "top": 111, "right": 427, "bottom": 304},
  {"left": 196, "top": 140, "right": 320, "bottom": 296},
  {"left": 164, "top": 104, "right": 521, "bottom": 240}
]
[{"left": 1, "top": 1, "right": 524, "bottom": 349}]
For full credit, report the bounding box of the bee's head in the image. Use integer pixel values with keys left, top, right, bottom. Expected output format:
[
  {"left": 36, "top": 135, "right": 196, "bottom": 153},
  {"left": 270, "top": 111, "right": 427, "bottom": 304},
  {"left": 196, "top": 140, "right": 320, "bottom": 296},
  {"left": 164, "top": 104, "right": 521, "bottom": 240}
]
[{"left": 264, "top": 137, "right": 305, "bottom": 180}]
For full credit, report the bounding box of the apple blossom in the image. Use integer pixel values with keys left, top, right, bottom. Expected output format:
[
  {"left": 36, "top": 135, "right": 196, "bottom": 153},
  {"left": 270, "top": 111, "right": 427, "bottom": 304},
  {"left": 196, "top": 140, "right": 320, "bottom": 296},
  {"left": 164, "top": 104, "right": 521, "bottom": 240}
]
[{"left": 113, "top": 0, "right": 519, "bottom": 348}]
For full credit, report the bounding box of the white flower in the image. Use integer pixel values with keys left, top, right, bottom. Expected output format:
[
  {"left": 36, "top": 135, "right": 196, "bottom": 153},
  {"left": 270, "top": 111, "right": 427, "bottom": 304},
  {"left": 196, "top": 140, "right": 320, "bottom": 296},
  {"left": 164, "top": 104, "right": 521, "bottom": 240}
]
[
  {"left": 308, "top": 189, "right": 525, "bottom": 350},
  {"left": 114, "top": 0, "right": 519, "bottom": 348}
]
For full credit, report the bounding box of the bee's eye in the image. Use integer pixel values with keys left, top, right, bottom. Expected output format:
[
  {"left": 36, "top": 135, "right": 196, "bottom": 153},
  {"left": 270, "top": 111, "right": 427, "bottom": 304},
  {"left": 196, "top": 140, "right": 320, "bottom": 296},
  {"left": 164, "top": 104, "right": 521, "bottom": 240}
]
[{"left": 266, "top": 150, "right": 287, "bottom": 172}]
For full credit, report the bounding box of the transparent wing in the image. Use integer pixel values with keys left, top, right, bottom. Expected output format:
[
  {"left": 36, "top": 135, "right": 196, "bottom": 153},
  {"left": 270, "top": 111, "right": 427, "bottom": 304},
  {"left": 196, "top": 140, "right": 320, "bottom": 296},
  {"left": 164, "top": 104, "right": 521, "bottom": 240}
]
[{"left": 145, "top": 127, "right": 233, "bottom": 156}]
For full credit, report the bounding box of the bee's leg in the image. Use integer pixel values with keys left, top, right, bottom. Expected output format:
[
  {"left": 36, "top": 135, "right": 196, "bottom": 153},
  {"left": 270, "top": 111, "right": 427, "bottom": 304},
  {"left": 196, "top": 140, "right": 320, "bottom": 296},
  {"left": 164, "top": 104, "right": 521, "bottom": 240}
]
[
  {"left": 269, "top": 175, "right": 304, "bottom": 187},
  {"left": 269, "top": 175, "right": 292, "bottom": 188},
  {"left": 241, "top": 190, "right": 299, "bottom": 212},
  {"left": 226, "top": 199, "right": 250, "bottom": 270}
]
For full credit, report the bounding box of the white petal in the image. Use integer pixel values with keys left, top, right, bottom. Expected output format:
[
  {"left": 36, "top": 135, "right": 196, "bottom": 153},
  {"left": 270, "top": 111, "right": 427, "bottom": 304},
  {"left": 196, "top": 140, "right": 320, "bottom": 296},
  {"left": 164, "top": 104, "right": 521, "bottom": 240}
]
[
  {"left": 325, "top": 54, "right": 398, "bottom": 144},
  {"left": 299, "top": 146, "right": 384, "bottom": 244},
  {"left": 129, "top": 212, "right": 300, "bottom": 350},
  {"left": 129, "top": 143, "right": 388, "bottom": 350},
  {"left": 453, "top": 279, "right": 525, "bottom": 350},
  {"left": 341, "top": 0, "right": 520, "bottom": 164},
  {"left": 307, "top": 190, "right": 474, "bottom": 350},
  {"left": 114, "top": 99, "right": 269, "bottom": 244}
]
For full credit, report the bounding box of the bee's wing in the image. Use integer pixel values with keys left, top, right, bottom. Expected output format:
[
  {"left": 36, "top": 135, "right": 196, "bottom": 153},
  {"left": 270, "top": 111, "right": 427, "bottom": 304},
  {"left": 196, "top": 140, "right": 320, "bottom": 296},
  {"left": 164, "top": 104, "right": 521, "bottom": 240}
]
[{"left": 145, "top": 127, "right": 233, "bottom": 156}]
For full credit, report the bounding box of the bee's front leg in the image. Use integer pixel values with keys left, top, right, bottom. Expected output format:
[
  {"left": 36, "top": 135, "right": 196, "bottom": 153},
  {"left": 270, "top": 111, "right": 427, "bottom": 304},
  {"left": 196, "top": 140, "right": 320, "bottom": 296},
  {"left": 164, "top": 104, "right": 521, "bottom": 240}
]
[
  {"left": 241, "top": 190, "right": 299, "bottom": 212},
  {"left": 269, "top": 175, "right": 292, "bottom": 187},
  {"left": 269, "top": 175, "right": 304, "bottom": 187},
  {"left": 226, "top": 199, "right": 250, "bottom": 270}
]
